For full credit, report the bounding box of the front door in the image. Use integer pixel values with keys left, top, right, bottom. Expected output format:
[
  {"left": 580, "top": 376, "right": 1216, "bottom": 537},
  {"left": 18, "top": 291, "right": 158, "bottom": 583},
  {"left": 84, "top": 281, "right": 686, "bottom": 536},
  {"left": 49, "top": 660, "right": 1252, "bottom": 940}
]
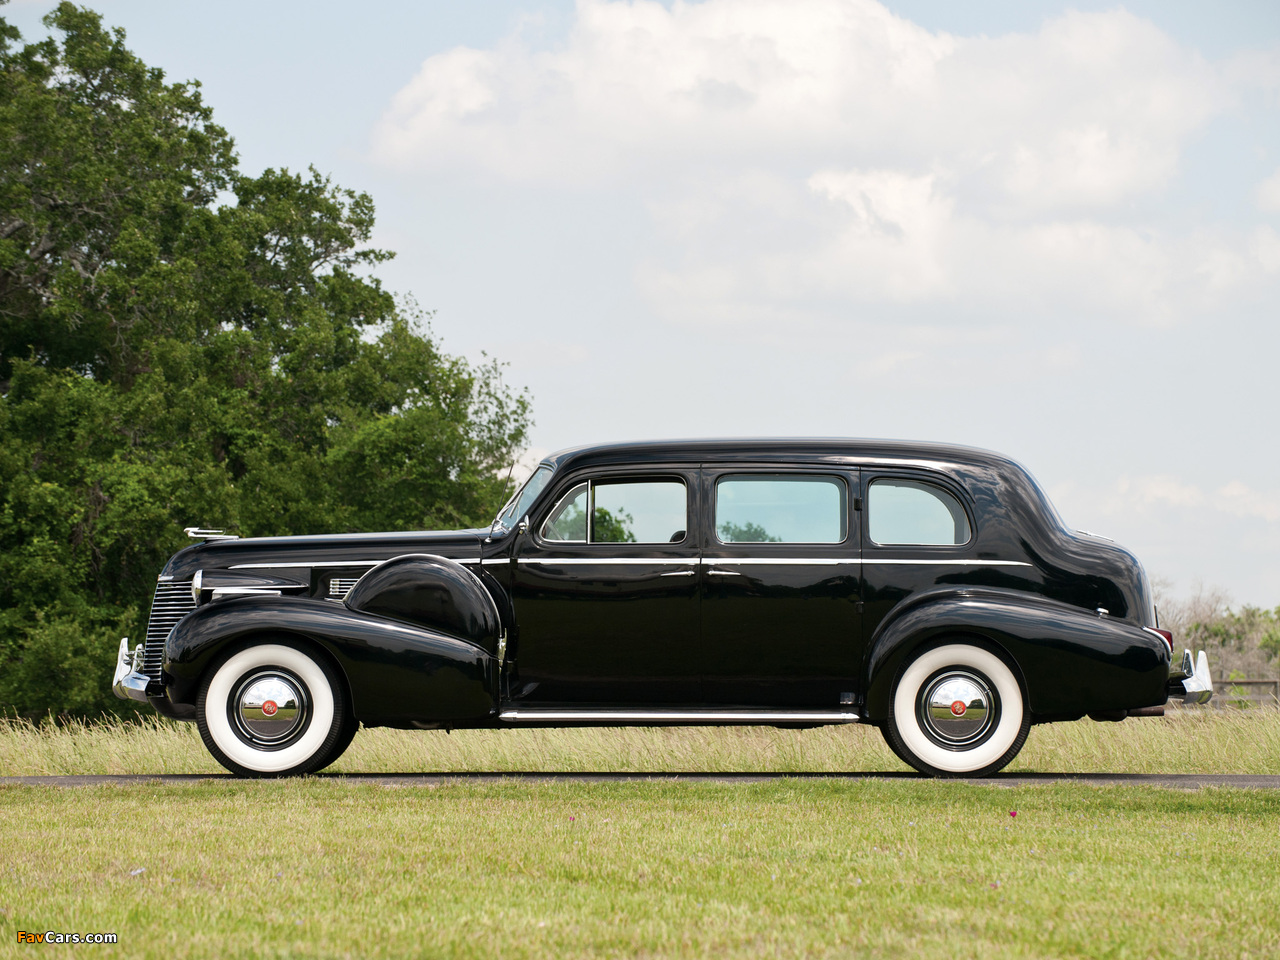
[
  {"left": 509, "top": 469, "right": 701, "bottom": 704},
  {"left": 699, "top": 467, "right": 862, "bottom": 707}
]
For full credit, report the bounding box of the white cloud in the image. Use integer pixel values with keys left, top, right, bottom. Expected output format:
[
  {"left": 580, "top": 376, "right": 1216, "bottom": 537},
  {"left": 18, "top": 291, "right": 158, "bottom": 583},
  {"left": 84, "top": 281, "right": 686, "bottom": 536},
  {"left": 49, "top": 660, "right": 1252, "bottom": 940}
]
[
  {"left": 1104, "top": 476, "right": 1280, "bottom": 524},
  {"left": 1257, "top": 168, "right": 1280, "bottom": 212},
  {"left": 1250, "top": 225, "right": 1280, "bottom": 273},
  {"left": 374, "top": 0, "right": 1275, "bottom": 326},
  {"left": 1217, "top": 481, "right": 1280, "bottom": 523},
  {"left": 1111, "top": 475, "right": 1205, "bottom": 511},
  {"left": 377, "top": 1, "right": 1219, "bottom": 203}
]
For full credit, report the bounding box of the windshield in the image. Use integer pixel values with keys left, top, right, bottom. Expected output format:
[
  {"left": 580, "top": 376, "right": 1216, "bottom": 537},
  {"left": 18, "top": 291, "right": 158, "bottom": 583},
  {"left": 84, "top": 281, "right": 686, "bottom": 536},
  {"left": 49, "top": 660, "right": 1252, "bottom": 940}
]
[{"left": 495, "top": 464, "right": 554, "bottom": 529}]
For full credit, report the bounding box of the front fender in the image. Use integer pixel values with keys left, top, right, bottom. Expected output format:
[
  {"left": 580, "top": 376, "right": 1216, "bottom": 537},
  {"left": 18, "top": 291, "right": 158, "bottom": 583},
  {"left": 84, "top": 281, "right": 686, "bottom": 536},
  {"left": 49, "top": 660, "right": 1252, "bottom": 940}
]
[
  {"left": 862, "top": 588, "right": 1170, "bottom": 721},
  {"left": 163, "top": 596, "right": 496, "bottom": 725},
  {"left": 345, "top": 553, "right": 503, "bottom": 655}
]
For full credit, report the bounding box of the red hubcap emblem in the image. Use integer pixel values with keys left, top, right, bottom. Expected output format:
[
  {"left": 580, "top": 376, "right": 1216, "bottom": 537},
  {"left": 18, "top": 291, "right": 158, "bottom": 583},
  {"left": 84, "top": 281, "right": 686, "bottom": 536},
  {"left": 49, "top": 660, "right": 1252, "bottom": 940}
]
[
  {"left": 261, "top": 700, "right": 279, "bottom": 717},
  {"left": 950, "top": 700, "right": 967, "bottom": 717}
]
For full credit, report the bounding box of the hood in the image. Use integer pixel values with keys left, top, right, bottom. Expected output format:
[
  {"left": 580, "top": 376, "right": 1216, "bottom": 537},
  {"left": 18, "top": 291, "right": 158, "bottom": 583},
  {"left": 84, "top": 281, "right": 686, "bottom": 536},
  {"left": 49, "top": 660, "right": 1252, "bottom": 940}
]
[{"left": 160, "top": 529, "right": 487, "bottom": 582}]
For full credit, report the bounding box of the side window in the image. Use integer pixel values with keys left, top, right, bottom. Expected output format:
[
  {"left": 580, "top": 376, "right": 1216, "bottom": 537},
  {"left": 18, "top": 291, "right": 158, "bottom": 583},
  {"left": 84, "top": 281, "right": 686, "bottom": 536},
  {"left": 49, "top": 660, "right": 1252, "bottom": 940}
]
[
  {"left": 715, "top": 475, "right": 845, "bottom": 544},
  {"left": 868, "top": 479, "right": 971, "bottom": 546},
  {"left": 540, "top": 479, "right": 687, "bottom": 544},
  {"left": 592, "top": 480, "right": 687, "bottom": 543}
]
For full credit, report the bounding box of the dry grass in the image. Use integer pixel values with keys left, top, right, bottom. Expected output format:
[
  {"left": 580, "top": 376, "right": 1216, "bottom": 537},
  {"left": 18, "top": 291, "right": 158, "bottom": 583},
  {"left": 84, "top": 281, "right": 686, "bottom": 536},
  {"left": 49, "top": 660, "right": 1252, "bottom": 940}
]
[{"left": 0, "top": 706, "right": 1276, "bottom": 777}]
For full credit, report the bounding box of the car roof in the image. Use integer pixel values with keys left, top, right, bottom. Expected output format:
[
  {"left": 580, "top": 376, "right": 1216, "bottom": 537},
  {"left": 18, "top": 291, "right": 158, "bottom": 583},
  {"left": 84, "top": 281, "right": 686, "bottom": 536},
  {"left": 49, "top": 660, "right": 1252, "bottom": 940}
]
[{"left": 542, "top": 438, "right": 1021, "bottom": 474}]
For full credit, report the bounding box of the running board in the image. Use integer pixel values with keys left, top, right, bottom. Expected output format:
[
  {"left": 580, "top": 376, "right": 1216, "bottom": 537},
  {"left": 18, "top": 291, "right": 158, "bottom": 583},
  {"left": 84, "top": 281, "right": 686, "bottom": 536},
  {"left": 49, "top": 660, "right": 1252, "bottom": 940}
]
[{"left": 498, "top": 708, "right": 860, "bottom": 724}]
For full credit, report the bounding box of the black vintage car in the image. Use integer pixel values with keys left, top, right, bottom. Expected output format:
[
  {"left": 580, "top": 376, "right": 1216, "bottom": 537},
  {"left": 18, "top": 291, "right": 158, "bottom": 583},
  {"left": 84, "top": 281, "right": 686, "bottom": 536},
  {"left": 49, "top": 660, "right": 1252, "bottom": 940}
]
[{"left": 112, "top": 439, "right": 1212, "bottom": 777}]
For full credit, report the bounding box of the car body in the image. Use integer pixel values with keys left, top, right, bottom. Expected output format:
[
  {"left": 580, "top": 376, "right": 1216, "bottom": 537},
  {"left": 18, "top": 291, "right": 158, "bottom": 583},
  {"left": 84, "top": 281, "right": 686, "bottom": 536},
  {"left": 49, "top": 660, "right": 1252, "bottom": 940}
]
[{"left": 112, "top": 438, "right": 1213, "bottom": 777}]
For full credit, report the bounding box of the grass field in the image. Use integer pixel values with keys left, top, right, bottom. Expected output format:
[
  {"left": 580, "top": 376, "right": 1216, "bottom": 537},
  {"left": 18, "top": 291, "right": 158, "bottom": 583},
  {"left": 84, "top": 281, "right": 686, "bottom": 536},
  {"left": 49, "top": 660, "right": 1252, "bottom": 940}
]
[
  {"left": 1, "top": 712, "right": 1277, "bottom": 959},
  {"left": 1, "top": 779, "right": 1278, "bottom": 959},
  {"left": 0, "top": 706, "right": 1277, "bottom": 777}
]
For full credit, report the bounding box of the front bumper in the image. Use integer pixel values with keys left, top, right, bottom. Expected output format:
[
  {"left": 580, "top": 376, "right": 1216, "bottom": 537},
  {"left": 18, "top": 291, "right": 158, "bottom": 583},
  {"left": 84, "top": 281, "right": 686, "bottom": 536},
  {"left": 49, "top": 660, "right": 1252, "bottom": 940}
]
[
  {"left": 1168, "top": 649, "right": 1214, "bottom": 705},
  {"left": 111, "top": 637, "right": 150, "bottom": 703}
]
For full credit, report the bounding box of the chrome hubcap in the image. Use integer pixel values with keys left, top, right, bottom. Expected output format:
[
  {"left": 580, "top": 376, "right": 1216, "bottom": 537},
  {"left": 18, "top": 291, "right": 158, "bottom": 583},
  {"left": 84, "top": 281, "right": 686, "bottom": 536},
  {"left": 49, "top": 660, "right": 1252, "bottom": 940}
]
[
  {"left": 920, "top": 671, "right": 994, "bottom": 746},
  {"left": 233, "top": 673, "right": 307, "bottom": 744}
]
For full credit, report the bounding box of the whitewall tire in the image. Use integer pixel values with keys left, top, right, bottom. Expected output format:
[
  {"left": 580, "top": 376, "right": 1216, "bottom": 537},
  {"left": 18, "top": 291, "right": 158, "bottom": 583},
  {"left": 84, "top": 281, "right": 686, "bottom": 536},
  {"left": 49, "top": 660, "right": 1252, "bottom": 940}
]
[
  {"left": 196, "top": 642, "right": 353, "bottom": 778},
  {"left": 883, "top": 643, "right": 1030, "bottom": 777}
]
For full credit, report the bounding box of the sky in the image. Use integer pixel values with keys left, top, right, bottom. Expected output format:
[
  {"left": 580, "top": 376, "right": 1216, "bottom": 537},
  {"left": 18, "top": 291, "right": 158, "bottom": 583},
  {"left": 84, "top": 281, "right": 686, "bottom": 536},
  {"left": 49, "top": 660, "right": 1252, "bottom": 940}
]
[{"left": 7, "top": 0, "right": 1280, "bottom": 607}]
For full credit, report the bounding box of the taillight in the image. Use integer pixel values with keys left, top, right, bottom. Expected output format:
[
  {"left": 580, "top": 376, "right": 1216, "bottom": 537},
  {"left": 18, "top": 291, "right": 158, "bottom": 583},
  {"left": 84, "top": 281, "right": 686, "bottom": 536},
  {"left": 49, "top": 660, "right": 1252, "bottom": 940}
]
[{"left": 1144, "top": 626, "right": 1174, "bottom": 653}]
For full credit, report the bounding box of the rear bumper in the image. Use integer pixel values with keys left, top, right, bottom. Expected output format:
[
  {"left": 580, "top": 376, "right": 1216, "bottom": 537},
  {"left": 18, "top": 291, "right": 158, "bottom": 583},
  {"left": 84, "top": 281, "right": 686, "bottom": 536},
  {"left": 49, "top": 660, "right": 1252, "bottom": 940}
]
[{"left": 1167, "top": 649, "right": 1214, "bottom": 705}]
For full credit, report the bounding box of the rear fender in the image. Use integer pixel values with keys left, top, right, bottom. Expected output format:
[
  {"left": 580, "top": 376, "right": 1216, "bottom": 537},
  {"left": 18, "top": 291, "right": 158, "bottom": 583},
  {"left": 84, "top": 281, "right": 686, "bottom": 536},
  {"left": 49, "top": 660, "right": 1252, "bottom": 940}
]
[
  {"left": 164, "top": 596, "right": 497, "bottom": 725},
  {"left": 862, "top": 588, "right": 1170, "bottom": 721}
]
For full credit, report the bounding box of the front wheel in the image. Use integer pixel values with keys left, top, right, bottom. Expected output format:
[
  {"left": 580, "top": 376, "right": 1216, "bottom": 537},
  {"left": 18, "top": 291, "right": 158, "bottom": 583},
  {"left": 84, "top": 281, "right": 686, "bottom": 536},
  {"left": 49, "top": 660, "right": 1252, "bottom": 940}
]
[
  {"left": 197, "top": 642, "right": 354, "bottom": 778},
  {"left": 882, "top": 643, "right": 1030, "bottom": 777}
]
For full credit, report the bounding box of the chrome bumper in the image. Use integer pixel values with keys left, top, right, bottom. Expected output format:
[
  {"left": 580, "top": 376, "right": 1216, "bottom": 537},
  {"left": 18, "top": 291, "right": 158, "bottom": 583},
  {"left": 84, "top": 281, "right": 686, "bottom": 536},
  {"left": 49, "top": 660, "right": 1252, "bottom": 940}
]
[
  {"left": 1168, "top": 649, "right": 1214, "bottom": 705},
  {"left": 111, "top": 637, "right": 151, "bottom": 703}
]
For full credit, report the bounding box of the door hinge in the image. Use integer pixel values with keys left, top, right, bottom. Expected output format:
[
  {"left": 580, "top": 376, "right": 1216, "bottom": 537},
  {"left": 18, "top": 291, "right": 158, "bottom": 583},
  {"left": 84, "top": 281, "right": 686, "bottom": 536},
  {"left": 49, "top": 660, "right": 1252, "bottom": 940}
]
[
  {"left": 855, "top": 601, "right": 864, "bottom": 614},
  {"left": 852, "top": 497, "right": 862, "bottom": 511}
]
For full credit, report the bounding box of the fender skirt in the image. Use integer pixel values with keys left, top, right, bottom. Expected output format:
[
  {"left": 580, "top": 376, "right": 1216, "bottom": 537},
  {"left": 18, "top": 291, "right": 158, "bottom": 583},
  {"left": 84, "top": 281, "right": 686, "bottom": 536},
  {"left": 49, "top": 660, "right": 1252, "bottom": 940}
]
[
  {"left": 164, "top": 596, "right": 497, "bottom": 726},
  {"left": 862, "top": 589, "right": 1170, "bottom": 721}
]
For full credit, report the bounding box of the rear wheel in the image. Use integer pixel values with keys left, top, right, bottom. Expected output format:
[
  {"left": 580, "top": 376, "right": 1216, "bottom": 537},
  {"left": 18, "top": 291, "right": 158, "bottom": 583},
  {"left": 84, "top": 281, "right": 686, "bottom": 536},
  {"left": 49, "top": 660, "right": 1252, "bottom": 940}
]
[
  {"left": 197, "top": 642, "right": 354, "bottom": 778},
  {"left": 882, "top": 643, "right": 1029, "bottom": 777}
]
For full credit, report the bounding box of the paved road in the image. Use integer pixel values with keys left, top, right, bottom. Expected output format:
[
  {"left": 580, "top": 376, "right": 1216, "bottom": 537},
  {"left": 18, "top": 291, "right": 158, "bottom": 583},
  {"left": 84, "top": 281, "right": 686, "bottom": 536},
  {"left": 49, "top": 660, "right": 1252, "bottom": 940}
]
[{"left": 2, "top": 772, "right": 1278, "bottom": 789}]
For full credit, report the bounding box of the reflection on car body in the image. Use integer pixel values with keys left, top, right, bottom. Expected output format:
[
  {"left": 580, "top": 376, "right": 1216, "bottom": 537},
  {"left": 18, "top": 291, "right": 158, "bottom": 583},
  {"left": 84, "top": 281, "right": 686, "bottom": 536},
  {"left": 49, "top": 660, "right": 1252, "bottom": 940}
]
[{"left": 112, "top": 438, "right": 1214, "bottom": 777}]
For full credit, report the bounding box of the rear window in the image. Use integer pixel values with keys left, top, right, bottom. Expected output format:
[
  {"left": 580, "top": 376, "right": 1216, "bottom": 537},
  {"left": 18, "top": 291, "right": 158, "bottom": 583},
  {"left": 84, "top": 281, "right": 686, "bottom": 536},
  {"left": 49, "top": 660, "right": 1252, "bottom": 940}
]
[{"left": 868, "top": 479, "right": 971, "bottom": 545}]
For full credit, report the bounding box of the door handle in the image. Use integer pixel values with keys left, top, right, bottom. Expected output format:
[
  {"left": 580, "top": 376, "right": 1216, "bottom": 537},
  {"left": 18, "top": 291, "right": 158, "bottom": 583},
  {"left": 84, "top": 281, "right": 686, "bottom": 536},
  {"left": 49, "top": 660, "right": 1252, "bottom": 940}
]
[
  {"left": 659, "top": 570, "right": 696, "bottom": 577},
  {"left": 705, "top": 569, "right": 741, "bottom": 576}
]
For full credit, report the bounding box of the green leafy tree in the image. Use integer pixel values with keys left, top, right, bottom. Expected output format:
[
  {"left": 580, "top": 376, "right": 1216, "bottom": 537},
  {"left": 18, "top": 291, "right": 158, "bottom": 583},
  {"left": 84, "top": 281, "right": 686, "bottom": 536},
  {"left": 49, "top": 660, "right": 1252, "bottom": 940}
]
[
  {"left": 591, "top": 507, "right": 636, "bottom": 544},
  {"left": 0, "top": 3, "right": 531, "bottom": 719},
  {"left": 1185, "top": 606, "right": 1280, "bottom": 674},
  {"left": 718, "top": 521, "right": 780, "bottom": 543}
]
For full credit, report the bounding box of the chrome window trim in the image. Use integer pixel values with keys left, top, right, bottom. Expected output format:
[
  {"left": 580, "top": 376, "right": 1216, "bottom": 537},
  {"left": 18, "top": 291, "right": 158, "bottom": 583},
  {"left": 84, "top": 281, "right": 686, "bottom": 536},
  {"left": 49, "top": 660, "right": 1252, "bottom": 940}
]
[
  {"left": 712, "top": 472, "right": 849, "bottom": 546},
  {"left": 866, "top": 475, "right": 974, "bottom": 548}
]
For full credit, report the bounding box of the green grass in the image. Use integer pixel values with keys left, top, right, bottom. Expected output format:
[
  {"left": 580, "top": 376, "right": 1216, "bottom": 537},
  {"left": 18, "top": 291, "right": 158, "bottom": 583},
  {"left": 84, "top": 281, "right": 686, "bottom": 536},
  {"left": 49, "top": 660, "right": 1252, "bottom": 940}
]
[
  {"left": 0, "top": 707, "right": 1277, "bottom": 777},
  {"left": 0, "top": 779, "right": 1277, "bottom": 959}
]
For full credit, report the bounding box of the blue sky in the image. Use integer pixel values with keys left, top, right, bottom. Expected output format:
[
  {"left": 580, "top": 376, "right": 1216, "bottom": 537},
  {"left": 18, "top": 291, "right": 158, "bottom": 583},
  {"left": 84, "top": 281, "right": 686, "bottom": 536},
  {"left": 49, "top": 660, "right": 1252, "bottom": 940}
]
[{"left": 8, "top": 0, "right": 1280, "bottom": 607}]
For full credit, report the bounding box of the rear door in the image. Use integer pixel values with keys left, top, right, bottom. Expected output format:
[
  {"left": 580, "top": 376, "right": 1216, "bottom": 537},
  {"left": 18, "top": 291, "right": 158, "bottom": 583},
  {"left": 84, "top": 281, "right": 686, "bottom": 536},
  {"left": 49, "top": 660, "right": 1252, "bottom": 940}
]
[{"left": 698, "top": 466, "right": 862, "bottom": 707}]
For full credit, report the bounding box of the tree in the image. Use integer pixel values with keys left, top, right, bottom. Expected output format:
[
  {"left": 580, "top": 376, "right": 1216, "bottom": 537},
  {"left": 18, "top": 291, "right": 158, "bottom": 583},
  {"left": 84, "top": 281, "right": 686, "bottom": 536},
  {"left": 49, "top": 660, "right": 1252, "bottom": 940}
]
[
  {"left": 717, "top": 521, "right": 780, "bottom": 543},
  {"left": 1155, "top": 584, "right": 1280, "bottom": 681},
  {"left": 0, "top": 3, "right": 531, "bottom": 719}
]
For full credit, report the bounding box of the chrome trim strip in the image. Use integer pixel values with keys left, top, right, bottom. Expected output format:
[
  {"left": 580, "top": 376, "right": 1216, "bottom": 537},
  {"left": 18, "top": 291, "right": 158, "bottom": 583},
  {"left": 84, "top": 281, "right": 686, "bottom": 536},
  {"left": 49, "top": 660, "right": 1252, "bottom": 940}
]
[
  {"left": 232, "top": 556, "right": 1029, "bottom": 569},
  {"left": 230, "top": 560, "right": 385, "bottom": 569},
  {"left": 499, "top": 708, "right": 860, "bottom": 723},
  {"left": 862, "top": 559, "right": 1032, "bottom": 567},
  {"left": 230, "top": 558, "right": 488, "bottom": 569},
  {"left": 703, "top": 558, "right": 847, "bottom": 565},
  {"left": 211, "top": 587, "right": 283, "bottom": 600},
  {"left": 517, "top": 557, "right": 698, "bottom": 565}
]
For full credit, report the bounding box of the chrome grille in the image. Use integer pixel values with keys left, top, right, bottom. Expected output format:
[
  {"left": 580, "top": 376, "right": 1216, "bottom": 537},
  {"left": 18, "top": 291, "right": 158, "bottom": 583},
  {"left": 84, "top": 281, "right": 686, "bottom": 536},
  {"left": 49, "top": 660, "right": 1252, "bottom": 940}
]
[
  {"left": 142, "top": 581, "right": 195, "bottom": 680},
  {"left": 329, "top": 577, "right": 362, "bottom": 598}
]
